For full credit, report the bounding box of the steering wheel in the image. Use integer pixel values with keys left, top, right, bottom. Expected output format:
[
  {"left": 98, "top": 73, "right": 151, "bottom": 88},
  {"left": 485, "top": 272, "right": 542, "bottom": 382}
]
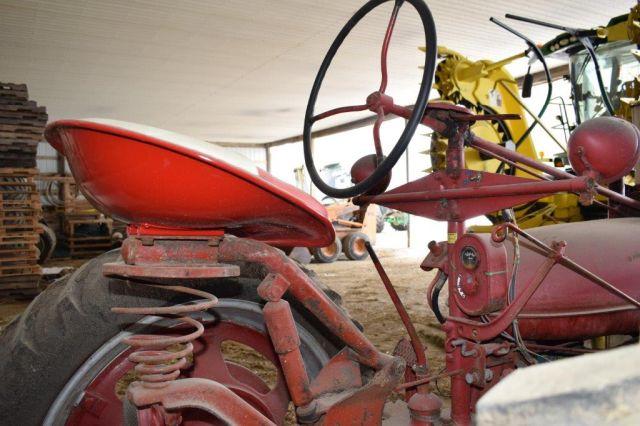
[{"left": 304, "top": 0, "right": 437, "bottom": 198}]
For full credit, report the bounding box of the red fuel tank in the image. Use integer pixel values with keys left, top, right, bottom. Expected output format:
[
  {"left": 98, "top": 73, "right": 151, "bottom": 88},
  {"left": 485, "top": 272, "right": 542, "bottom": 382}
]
[{"left": 506, "top": 218, "right": 640, "bottom": 341}]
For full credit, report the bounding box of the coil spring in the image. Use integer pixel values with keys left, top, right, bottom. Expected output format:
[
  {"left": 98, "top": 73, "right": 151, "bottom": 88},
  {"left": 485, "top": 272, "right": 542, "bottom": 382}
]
[{"left": 112, "top": 285, "right": 218, "bottom": 388}]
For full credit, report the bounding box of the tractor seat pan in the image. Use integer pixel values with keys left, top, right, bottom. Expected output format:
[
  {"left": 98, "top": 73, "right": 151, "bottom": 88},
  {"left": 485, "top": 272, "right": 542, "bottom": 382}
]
[{"left": 45, "top": 118, "right": 334, "bottom": 247}]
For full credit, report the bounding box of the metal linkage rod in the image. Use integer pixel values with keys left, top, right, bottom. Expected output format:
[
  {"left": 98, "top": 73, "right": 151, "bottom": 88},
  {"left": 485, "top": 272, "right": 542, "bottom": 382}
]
[{"left": 365, "top": 242, "right": 428, "bottom": 372}]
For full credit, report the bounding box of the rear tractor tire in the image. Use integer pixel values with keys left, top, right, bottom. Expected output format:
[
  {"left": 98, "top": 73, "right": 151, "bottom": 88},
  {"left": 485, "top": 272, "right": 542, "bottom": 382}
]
[{"left": 0, "top": 249, "right": 349, "bottom": 425}]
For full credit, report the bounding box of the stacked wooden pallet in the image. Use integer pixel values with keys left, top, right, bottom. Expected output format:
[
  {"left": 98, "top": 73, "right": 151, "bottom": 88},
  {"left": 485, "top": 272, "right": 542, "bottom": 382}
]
[
  {"left": 0, "top": 82, "right": 46, "bottom": 295},
  {"left": 60, "top": 178, "right": 114, "bottom": 258},
  {"left": 0, "top": 168, "right": 42, "bottom": 295},
  {"left": 0, "top": 83, "right": 47, "bottom": 169}
]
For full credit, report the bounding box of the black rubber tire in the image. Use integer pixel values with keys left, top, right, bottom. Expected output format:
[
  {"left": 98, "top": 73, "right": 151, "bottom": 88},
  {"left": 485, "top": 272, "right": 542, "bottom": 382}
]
[
  {"left": 311, "top": 236, "right": 342, "bottom": 263},
  {"left": 37, "top": 222, "right": 57, "bottom": 264},
  {"left": 0, "top": 249, "right": 349, "bottom": 425},
  {"left": 342, "top": 232, "right": 370, "bottom": 261}
]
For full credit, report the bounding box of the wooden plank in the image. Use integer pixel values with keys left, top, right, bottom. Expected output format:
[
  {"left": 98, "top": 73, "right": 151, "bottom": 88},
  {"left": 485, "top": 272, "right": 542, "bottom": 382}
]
[
  {"left": 0, "top": 248, "right": 38, "bottom": 257},
  {"left": 0, "top": 191, "right": 40, "bottom": 199},
  {"left": 0, "top": 84, "right": 28, "bottom": 101},
  {"left": 0, "top": 167, "right": 39, "bottom": 176},
  {"left": 0, "top": 116, "right": 47, "bottom": 125},
  {"left": 0, "top": 209, "right": 42, "bottom": 219},
  {"left": 0, "top": 260, "right": 39, "bottom": 269},
  {"left": 0, "top": 267, "right": 42, "bottom": 276},
  {"left": 0, "top": 123, "right": 45, "bottom": 132},
  {"left": 0, "top": 82, "right": 44, "bottom": 170}
]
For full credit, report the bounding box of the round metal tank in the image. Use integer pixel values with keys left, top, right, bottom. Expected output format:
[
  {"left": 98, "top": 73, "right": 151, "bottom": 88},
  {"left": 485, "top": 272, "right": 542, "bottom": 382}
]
[{"left": 507, "top": 218, "right": 640, "bottom": 341}]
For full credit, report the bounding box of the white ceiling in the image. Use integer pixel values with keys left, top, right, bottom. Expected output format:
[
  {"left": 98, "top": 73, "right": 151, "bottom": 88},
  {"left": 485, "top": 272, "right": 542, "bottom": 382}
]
[{"left": 0, "top": 0, "right": 634, "bottom": 144}]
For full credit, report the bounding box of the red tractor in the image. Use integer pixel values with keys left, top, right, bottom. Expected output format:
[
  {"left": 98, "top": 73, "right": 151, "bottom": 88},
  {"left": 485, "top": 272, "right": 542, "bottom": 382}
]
[{"left": 2, "top": 1, "right": 640, "bottom": 425}]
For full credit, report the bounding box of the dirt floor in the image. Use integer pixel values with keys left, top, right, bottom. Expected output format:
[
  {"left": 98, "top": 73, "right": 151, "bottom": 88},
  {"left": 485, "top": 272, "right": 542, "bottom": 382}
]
[
  {"left": 307, "top": 249, "right": 451, "bottom": 400},
  {"left": 0, "top": 297, "right": 30, "bottom": 330}
]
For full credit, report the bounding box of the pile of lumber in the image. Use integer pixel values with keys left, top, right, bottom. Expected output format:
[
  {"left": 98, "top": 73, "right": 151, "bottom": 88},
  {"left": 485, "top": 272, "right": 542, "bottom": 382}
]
[
  {"left": 0, "top": 83, "right": 47, "bottom": 169},
  {"left": 61, "top": 179, "right": 114, "bottom": 258},
  {"left": 0, "top": 168, "right": 42, "bottom": 295},
  {"left": 0, "top": 82, "right": 46, "bottom": 295},
  {"left": 40, "top": 176, "right": 117, "bottom": 258}
]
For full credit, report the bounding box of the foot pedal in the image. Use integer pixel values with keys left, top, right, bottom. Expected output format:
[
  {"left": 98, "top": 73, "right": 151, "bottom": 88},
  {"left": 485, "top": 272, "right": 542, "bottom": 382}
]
[{"left": 393, "top": 337, "right": 417, "bottom": 368}]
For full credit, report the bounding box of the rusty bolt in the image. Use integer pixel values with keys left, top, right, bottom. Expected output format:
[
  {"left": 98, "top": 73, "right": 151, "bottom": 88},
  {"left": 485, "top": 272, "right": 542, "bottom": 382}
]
[
  {"left": 484, "top": 369, "right": 494, "bottom": 382},
  {"left": 428, "top": 240, "right": 442, "bottom": 256},
  {"left": 465, "top": 372, "right": 476, "bottom": 385}
]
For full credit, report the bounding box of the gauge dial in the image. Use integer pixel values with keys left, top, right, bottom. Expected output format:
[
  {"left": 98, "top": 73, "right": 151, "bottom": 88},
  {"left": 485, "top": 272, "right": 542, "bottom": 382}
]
[{"left": 460, "top": 246, "right": 479, "bottom": 270}]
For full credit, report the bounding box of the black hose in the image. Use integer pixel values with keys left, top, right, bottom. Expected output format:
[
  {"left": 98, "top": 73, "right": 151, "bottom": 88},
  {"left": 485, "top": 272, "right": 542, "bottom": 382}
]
[
  {"left": 430, "top": 271, "right": 448, "bottom": 324},
  {"left": 581, "top": 39, "right": 616, "bottom": 115},
  {"left": 490, "top": 17, "right": 553, "bottom": 175}
]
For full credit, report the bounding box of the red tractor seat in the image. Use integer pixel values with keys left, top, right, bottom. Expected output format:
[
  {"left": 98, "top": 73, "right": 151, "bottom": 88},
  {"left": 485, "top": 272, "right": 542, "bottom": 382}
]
[{"left": 45, "top": 118, "right": 334, "bottom": 247}]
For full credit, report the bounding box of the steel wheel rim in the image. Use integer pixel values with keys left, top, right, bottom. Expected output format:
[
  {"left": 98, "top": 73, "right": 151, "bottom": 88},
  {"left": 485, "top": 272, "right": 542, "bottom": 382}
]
[
  {"left": 45, "top": 300, "right": 329, "bottom": 426},
  {"left": 353, "top": 238, "right": 367, "bottom": 257},
  {"left": 321, "top": 242, "right": 338, "bottom": 257}
]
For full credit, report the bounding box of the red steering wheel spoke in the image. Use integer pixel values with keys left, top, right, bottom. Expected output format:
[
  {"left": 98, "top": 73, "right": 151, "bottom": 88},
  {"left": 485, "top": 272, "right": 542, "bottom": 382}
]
[
  {"left": 373, "top": 106, "right": 386, "bottom": 157},
  {"left": 303, "top": 0, "right": 437, "bottom": 198},
  {"left": 379, "top": 0, "right": 404, "bottom": 93},
  {"left": 311, "top": 103, "right": 370, "bottom": 123}
]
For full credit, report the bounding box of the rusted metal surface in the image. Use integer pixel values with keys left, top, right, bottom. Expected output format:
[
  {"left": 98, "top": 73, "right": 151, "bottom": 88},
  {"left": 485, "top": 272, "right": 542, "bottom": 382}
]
[
  {"left": 407, "top": 392, "right": 444, "bottom": 426},
  {"left": 262, "top": 297, "right": 313, "bottom": 407},
  {"left": 103, "top": 262, "right": 240, "bottom": 279},
  {"left": 315, "top": 357, "right": 406, "bottom": 425},
  {"left": 309, "top": 349, "right": 363, "bottom": 397},
  {"left": 103, "top": 235, "right": 240, "bottom": 279},
  {"left": 120, "top": 234, "right": 222, "bottom": 265},
  {"left": 257, "top": 273, "right": 291, "bottom": 302},
  {"left": 127, "top": 379, "right": 275, "bottom": 425},
  {"left": 468, "top": 132, "right": 640, "bottom": 211},
  {"left": 500, "top": 219, "right": 640, "bottom": 340},
  {"left": 359, "top": 172, "right": 594, "bottom": 221},
  {"left": 396, "top": 369, "right": 463, "bottom": 391},
  {"left": 494, "top": 222, "right": 640, "bottom": 309},
  {"left": 218, "top": 236, "right": 392, "bottom": 370},
  {"left": 449, "top": 233, "right": 508, "bottom": 317},
  {"left": 69, "top": 301, "right": 293, "bottom": 425}
]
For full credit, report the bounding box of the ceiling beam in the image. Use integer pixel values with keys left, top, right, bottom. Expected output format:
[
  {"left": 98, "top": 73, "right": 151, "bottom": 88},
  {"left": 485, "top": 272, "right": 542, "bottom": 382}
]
[
  {"left": 265, "top": 113, "right": 396, "bottom": 148},
  {"left": 208, "top": 141, "right": 267, "bottom": 148},
  {"left": 213, "top": 64, "right": 570, "bottom": 150}
]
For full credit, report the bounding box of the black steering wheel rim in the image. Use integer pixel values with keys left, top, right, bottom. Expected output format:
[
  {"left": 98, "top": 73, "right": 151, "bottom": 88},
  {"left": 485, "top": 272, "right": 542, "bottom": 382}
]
[{"left": 303, "top": 0, "right": 437, "bottom": 198}]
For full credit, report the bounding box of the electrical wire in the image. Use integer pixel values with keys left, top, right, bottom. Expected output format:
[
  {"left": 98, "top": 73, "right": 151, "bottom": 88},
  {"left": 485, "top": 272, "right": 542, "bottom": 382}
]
[{"left": 502, "top": 209, "right": 550, "bottom": 364}]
